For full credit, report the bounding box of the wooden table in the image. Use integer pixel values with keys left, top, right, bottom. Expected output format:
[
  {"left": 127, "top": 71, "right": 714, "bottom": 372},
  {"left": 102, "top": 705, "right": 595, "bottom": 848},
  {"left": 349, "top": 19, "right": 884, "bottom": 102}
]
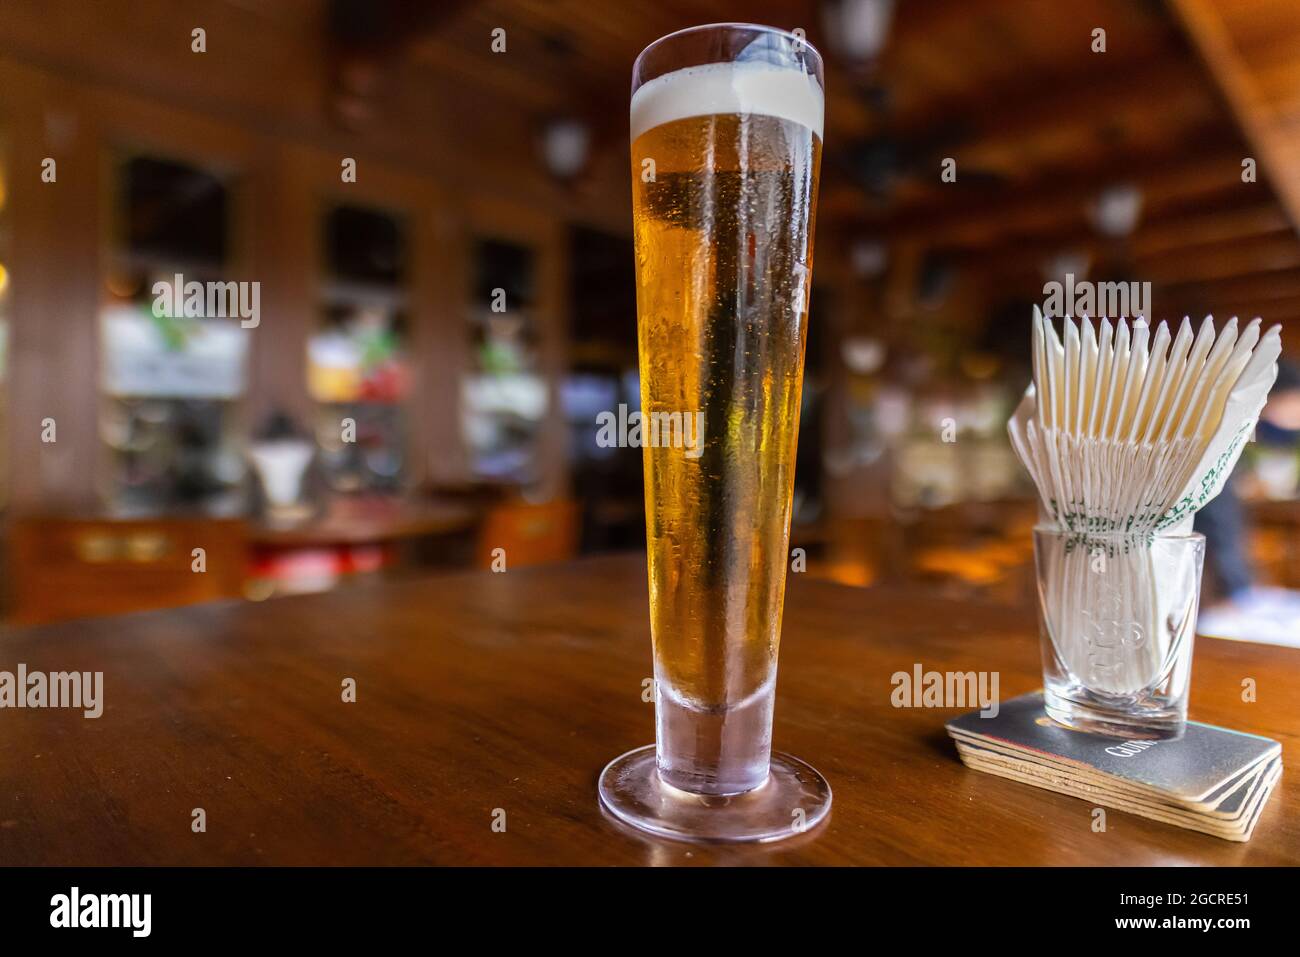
[
  {"left": 0, "top": 554, "right": 1294, "bottom": 865},
  {"left": 245, "top": 497, "right": 481, "bottom": 597}
]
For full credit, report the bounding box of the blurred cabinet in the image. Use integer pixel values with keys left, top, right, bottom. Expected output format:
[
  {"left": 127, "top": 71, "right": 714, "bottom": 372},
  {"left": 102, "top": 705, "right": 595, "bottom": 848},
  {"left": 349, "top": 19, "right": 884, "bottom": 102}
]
[
  {"left": 7, "top": 515, "right": 246, "bottom": 624},
  {"left": 475, "top": 498, "right": 578, "bottom": 570}
]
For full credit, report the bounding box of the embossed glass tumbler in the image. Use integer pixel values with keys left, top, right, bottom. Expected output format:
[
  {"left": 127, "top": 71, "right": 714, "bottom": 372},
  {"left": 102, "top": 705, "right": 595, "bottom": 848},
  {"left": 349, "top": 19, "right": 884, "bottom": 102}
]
[{"left": 1035, "top": 527, "right": 1206, "bottom": 740}]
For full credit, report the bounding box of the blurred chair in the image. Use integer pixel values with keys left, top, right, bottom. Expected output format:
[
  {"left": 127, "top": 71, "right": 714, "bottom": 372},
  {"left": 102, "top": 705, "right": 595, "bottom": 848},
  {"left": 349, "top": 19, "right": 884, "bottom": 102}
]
[
  {"left": 1247, "top": 500, "right": 1300, "bottom": 591},
  {"left": 799, "top": 514, "right": 902, "bottom": 588},
  {"left": 899, "top": 500, "right": 1038, "bottom": 606},
  {"left": 476, "top": 499, "right": 579, "bottom": 570},
  {"left": 6, "top": 516, "right": 247, "bottom": 625}
]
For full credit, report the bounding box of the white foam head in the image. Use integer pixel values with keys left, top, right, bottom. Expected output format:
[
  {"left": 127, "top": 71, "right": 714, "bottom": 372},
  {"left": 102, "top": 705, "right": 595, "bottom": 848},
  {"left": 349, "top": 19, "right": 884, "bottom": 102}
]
[{"left": 630, "top": 61, "right": 824, "bottom": 142}]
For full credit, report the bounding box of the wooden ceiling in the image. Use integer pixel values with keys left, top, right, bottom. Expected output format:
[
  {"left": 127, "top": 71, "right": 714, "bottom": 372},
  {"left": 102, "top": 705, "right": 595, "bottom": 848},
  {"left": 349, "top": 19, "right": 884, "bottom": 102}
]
[
  {"left": 407, "top": 0, "right": 1300, "bottom": 344},
  {"left": 3, "top": 0, "right": 1299, "bottom": 344}
]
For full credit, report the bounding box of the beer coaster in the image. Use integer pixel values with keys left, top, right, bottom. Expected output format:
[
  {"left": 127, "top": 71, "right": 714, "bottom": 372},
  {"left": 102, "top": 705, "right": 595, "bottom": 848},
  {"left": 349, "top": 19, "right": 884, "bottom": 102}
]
[
  {"left": 947, "top": 728, "right": 1265, "bottom": 814},
  {"left": 955, "top": 739, "right": 1276, "bottom": 829},
  {"left": 946, "top": 692, "right": 1283, "bottom": 842},
  {"left": 946, "top": 691, "right": 1281, "bottom": 805},
  {"left": 956, "top": 745, "right": 1280, "bottom": 842}
]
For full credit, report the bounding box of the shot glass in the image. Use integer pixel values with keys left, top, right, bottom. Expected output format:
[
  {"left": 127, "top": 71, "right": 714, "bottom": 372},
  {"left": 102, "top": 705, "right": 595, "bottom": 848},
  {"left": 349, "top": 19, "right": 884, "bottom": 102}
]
[{"left": 1034, "top": 526, "right": 1205, "bottom": 739}]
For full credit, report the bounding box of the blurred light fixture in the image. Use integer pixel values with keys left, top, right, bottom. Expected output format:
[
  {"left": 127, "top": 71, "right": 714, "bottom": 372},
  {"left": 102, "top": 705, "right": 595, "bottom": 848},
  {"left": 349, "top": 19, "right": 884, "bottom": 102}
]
[
  {"left": 850, "top": 239, "right": 888, "bottom": 278},
  {"left": 841, "top": 335, "right": 886, "bottom": 374},
  {"left": 1089, "top": 183, "right": 1143, "bottom": 237},
  {"left": 105, "top": 271, "right": 142, "bottom": 301},
  {"left": 822, "top": 0, "right": 896, "bottom": 62},
  {"left": 0, "top": 262, "right": 8, "bottom": 298},
  {"left": 541, "top": 118, "right": 591, "bottom": 180},
  {"left": 874, "top": 384, "right": 910, "bottom": 437}
]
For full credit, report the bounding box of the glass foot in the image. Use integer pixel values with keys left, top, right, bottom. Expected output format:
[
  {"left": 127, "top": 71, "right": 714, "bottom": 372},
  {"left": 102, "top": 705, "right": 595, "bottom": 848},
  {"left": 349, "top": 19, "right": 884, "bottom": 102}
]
[
  {"left": 598, "top": 745, "right": 832, "bottom": 844},
  {"left": 1043, "top": 687, "right": 1186, "bottom": 740}
]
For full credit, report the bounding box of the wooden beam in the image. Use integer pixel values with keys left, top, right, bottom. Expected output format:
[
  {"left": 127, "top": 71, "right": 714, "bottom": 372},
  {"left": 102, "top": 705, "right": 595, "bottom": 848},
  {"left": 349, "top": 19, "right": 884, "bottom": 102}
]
[
  {"left": 1211, "top": 294, "right": 1300, "bottom": 322},
  {"left": 943, "top": 199, "right": 1293, "bottom": 281},
  {"left": 884, "top": 55, "right": 1213, "bottom": 163},
  {"left": 843, "top": 146, "right": 1245, "bottom": 247},
  {"left": 1170, "top": 0, "right": 1300, "bottom": 232},
  {"left": 1160, "top": 265, "right": 1300, "bottom": 298},
  {"left": 1139, "top": 232, "right": 1300, "bottom": 284},
  {"left": 1133, "top": 202, "right": 1290, "bottom": 257}
]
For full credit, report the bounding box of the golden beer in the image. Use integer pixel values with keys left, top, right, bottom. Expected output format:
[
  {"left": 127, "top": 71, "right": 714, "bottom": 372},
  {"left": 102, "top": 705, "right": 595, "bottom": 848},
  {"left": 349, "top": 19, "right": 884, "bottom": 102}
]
[
  {"left": 631, "top": 65, "right": 822, "bottom": 794},
  {"left": 600, "top": 27, "right": 830, "bottom": 841}
]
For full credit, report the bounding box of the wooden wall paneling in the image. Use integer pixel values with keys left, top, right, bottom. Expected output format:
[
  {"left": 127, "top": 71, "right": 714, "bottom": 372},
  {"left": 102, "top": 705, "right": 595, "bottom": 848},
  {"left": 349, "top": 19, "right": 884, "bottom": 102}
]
[
  {"left": 245, "top": 141, "right": 316, "bottom": 435},
  {"left": 1, "top": 57, "right": 101, "bottom": 514},
  {"left": 537, "top": 216, "right": 572, "bottom": 503},
  {"left": 422, "top": 190, "right": 474, "bottom": 487},
  {"left": 1, "top": 54, "right": 281, "bottom": 516},
  {"left": 0, "top": 0, "right": 327, "bottom": 138},
  {"left": 0, "top": 0, "right": 626, "bottom": 227},
  {"left": 0, "top": 122, "right": 9, "bottom": 515}
]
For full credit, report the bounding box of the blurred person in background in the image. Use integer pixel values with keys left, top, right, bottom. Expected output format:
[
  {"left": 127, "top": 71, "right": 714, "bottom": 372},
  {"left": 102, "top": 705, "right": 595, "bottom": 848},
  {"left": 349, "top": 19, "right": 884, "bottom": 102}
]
[{"left": 1198, "top": 361, "right": 1300, "bottom": 645}]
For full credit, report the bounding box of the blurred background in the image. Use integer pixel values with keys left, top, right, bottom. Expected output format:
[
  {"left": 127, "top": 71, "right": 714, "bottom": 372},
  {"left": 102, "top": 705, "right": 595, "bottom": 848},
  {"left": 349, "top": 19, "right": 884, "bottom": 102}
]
[{"left": 0, "top": 0, "right": 1296, "bottom": 639}]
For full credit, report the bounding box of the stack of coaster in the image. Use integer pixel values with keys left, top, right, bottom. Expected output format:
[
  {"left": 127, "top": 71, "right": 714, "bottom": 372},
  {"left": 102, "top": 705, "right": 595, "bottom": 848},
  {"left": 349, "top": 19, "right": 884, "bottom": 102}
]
[{"left": 947, "top": 692, "right": 1282, "bottom": 842}]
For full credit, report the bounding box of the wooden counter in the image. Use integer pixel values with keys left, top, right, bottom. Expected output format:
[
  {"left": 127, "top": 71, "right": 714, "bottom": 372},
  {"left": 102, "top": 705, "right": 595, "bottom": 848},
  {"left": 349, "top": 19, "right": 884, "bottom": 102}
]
[
  {"left": 0, "top": 554, "right": 1294, "bottom": 865},
  {"left": 247, "top": 497, "right": 479, "bottom": 547}
]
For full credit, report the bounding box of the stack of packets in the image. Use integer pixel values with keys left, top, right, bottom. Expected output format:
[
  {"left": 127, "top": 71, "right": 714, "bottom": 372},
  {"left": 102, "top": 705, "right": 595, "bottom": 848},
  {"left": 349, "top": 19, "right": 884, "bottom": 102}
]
[{"left": 948, "top": 693, "right": 1283, "bottom": 842}]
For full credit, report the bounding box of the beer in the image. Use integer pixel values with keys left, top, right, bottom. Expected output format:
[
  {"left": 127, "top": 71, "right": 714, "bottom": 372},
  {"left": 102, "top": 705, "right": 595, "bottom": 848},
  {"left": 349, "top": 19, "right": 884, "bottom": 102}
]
[
  {"left": 631, "top": 60, "right": 823, "bottom": 794},
  {"left": 599, "top": 27, "right": 831, "bottom": 842}
]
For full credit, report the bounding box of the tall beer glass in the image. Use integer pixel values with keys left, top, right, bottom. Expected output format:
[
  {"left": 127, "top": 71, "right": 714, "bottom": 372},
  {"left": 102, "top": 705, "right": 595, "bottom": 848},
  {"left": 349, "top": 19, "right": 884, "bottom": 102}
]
[{"left": 599, "top": 23, "right": 830, "bottom": 842}]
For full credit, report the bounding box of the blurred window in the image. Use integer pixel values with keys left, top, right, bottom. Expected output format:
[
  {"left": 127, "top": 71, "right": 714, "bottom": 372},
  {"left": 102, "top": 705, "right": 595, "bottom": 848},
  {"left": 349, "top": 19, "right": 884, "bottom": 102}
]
[
  {"left": 308, "top": 204, "right": 410, "bottom": 493},
  {"left": 563, "top": 227, "right": 643, "bottom": 550},
  {"left": 100, "top": 153, "right": 249, "bottom": 516},
  {"left": 462, "top": 238, "right": 545, "bottom": 483}
]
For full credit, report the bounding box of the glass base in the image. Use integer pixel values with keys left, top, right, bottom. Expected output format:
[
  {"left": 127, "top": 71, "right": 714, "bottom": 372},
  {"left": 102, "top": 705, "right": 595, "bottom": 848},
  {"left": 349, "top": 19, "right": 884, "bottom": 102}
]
[
  {"left": 598, "top": 745, "right": 832, "bottom": 843},
  {"left": 1043, "top": 687, "right": 1186, "bottom": 740}
]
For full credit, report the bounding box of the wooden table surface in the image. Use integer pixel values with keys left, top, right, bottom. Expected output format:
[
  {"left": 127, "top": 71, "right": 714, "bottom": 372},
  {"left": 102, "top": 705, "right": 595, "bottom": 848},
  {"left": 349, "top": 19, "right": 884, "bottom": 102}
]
[{"left": 0, "top": 553, "right": 1294, "bottom": 865}]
